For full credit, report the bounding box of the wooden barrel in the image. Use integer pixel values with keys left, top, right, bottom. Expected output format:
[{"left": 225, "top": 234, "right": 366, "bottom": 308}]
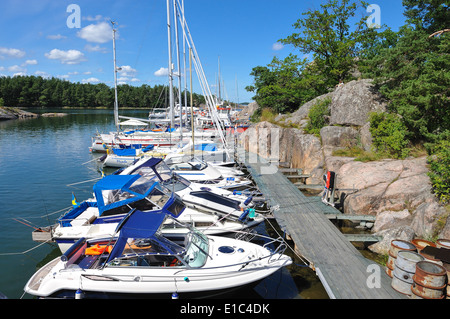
[
  {"left": 412, "top": 261, "right": 447, "bottom": 299},
  {"left": 411, "top": 239, "right": 436, "bottom": 252},
  {"left": 436, "top": 238, "right": 450, "bottom": 249}
]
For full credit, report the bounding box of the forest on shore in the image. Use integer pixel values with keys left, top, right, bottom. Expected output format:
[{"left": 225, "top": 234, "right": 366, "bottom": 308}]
[{"left": 0, "top": 76, "right": 206, "bottom": 109}]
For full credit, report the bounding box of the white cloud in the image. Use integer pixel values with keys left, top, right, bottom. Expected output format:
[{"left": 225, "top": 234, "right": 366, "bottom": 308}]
[
  {"left": 84, "top": 44, "right": 107, "bottom": 53},
  {"left": 83, "top": 15, "right": 105, "bottom": 22},
  {"left": 13, "top": 72, "right": 27, "bottom": 77},
  {"left": 154, "top": 67, "right": 168, "bottom": 77},
  {"left": 35, "top": 71, "right": 51, "bottom": 78},
  {"left": 0, "top": 47, "right": 26, "bottom": 59},
  {"left": 47, "top": 34, "right": 67, "bottom": 40},
  {"left": 82, "top": 77, "right": 100, "bottom": 83},
  {"left": 8, "top": 65, "right": 26, "bottom": 73},
  {"left": 118, "top": 65, "right": 137, "bottom": 77},
  {"left": 22, "top": 59, "right": 38, "bottom": 66},
  {"left": 83, "top": 71, "right": 92, "bottom": 75},
  {"left": 77, "top": 22, "right": 113, "bottom": 44},
  {"left": 45, "top": 49, "right": 86, "bottom": 65},
  {"left": 272, "top": 42, "right": 284, "bottom": 51},
  {"left": 0, "top": 66, "right": 5, "bottom": 71}
]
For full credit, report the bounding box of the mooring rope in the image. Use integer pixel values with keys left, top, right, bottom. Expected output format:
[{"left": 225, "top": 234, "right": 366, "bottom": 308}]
[{"left": 0, "top": 239, "right": 54, "bottom": 257}]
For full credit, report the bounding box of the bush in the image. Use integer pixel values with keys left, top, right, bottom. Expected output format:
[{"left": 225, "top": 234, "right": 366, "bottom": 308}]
[
  {"left": 304, "top": 98, "right": 331, "bottom": 136},
  {"left": 369, "top": 112, "right": 410, "bottom": 159},
  {"left": 427, "top": 140, "right": 450, "bottom": 204}
]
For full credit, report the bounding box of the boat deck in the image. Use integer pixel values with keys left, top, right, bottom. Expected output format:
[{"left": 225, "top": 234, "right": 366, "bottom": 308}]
[{"left": 238, "top": 151, "right": 406, "bottom": 299}]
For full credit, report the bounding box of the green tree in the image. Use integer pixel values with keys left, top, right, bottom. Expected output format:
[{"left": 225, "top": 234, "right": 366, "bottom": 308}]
[
  {"left": 365, "top": 1, "right": 449, "bottom": 143},
  {"left": 280, "top": 0, "right": 385, "bottom": 87},
  {"left": 246, "top": 54, "right": 326, "bottom": 114}
]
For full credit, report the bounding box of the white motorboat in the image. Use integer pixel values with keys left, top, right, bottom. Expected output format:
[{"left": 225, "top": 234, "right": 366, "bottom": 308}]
[
  {"left": 120, "top": 157, "right": 258, "bottom": 218},
  {"left": 24, "top": 209, "right": 291, "bottom": 298},
  {"left": 168, "top": 159, "right": 252, "bottom": 190},
  {"left": 98, "top": 145, "right": 157, "bottom": 168},
  {"left": 50, "top": 173, "right": 263, "bottom": 253}
]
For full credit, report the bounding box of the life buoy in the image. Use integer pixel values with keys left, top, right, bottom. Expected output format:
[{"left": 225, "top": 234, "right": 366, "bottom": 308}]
[
  {"left": 85, "top": 244, "right": 113, "bottom": 255},
  {"left": 200, "top": 111, "right": 206, "bottom": 116}
]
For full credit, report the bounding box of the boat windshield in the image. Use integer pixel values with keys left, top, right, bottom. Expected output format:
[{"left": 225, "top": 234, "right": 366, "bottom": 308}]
[
  {"left": 183, "top": 230, "right": 209, "bottom": 268},
  {"left": 106, "top": 235, "right": 186, "bottom": 268},
  {"left": 188, "top": 160, "right": 207, "bottom": 171},
  {"left": 128, "top": 177, "right": 157, "bottom": 196}
]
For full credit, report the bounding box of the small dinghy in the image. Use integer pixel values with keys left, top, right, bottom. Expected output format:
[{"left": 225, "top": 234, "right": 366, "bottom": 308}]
[{"left": 24, "top": 209, "right": 291, "bottom": 299}]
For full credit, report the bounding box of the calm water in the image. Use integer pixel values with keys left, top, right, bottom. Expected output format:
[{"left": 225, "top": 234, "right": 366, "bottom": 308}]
[{"left": 0, "top": 109, "right": 328, "bottom": 299}]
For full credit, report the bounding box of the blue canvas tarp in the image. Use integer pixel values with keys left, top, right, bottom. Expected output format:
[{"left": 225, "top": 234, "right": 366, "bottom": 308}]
[
  {"left": 93, "top": 174, "right": 146, "bottom": 214},
  {"left": 58, "top": 201, "right": 98, "bottom": 227}
]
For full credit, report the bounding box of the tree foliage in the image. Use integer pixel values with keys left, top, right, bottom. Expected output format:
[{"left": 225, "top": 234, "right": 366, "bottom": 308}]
[
  {"left": 0, "top": 75, "right": 205, "bottom": 109},
  {"left": 279, "top": 0, "right": 388, "bottom": 86},
  {"left": 365, "top": 2, "right": 450, "bottom": 144},
  {"left": 245, "top": 54, "right": 327, "bottom": 114}
]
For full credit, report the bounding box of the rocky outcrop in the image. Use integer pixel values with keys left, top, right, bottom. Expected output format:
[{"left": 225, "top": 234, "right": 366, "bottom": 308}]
[
  {"left": 235, "top": 102, "right": 258, "bottom": 120},
  {"left": 240, "top": 79, "right": 449, "bottom": 256},
  {"left": 330, "top": 79, "right": 387, "bottom": 126},
  {"left": 276, "top": 79, "right": 386, "bottom": 129},
  {"left": 0, "top": 107, "right": 38, "bottom": 120},
  {"left": 240, "top": 121, "right": 324, "bottom": 184},
  {"left": 334, "top": 157, "right": 448, "bottom": 254}
]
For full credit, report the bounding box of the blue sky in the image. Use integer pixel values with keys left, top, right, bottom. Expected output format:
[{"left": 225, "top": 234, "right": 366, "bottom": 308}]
[{"left": 0, "top": 0, "right": 407, "bottom": 103}]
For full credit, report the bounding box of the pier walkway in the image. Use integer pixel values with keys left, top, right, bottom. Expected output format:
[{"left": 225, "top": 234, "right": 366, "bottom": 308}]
[{"left": 238, "top": 151, "right": 406, "bottom": 299}]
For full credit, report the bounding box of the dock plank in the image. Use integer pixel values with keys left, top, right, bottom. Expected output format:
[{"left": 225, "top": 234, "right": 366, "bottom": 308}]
[{"left": 238, "top": 151, "right": 406, "bottom": 299}]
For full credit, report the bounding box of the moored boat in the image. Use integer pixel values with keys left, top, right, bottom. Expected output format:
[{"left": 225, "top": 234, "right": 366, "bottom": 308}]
[{"left": 24, "top": 209, "right": 292, "bottom": 298}]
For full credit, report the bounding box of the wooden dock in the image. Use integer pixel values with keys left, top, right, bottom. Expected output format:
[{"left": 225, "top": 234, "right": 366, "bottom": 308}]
[{"left": 238, "top": 151, "right": 406, "bottom": 299}]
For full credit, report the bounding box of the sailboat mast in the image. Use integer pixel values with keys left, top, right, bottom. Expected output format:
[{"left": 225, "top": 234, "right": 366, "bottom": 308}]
[
  {"left": 173, "top": 0, "right": 183, "bottom": 142},
  {"left": 166, "top": 0, "right": 175, "bottom": 129},
  {"left": 111, "top": 21, "right": 119, "bottom": 132}
]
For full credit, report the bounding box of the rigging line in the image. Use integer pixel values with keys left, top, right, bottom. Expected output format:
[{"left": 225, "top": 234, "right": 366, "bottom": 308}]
[
  {"left": 262, "top": 214, "right": 311, "bottom": 267},
  {"left": 66, "top": 177, "right": 102, "bottom": 187},
  {"left": 1, "top": 206, "right": 72, "bottom": 222},
  {"left": 0, "top": 239, "right": 53, "bottom": 257}
]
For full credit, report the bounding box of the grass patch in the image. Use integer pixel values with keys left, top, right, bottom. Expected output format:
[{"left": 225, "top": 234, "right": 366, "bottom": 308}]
[{"left": 332, "top": 146, "right": 387, "bottom": 162}]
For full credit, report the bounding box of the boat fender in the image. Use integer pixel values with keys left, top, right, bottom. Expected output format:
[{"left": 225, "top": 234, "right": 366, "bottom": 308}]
[
  {"left": 243, "top": 195, "right": 253, "bottom": 206},
  {"left": 75, "top": 289, "right": 83, "bottom": 299},
  {"left": 184, "top": 277, "right": 190, "bottom": 282}
]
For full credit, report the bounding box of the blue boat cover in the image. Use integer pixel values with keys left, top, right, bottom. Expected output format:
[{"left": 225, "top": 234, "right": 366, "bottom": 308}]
[
  {"left": 112, "top": 148, "right": 137, "bottom": 156},
  {"left": 129, "top": 157, "right": 163, "bottom": 175},
  {"left": 93, "top": 174, "right": 155, "bottom": 215},
  {"left": 106, "top": 210, "right": 167, "bottom": 262},
  {"left": 58, "top": 201, "right": 98, "bottom": 227},
  {"left": 194, "top": 143, "right": 217, "bottom": 152}
]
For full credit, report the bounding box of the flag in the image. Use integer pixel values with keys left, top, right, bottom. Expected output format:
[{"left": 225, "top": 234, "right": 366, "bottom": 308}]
[{"left": 72, "top": 193, "right": 79, "bottom": 207}]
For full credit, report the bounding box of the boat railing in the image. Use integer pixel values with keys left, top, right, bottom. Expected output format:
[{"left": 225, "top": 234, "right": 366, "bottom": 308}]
[{"left": 263, "top": 237, "right": 288, "bottom": 263}]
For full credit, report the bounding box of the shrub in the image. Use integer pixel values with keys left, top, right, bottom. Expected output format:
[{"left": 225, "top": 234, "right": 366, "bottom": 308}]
[
  {"left": 304, "top": 98, "right": 331, "bottom": 136},
  {"left": 369, "top": 112, "right": 410, "bottom": 159},
  {"left": 427, "top": 139, "right": 450, "bottom": 204}
]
